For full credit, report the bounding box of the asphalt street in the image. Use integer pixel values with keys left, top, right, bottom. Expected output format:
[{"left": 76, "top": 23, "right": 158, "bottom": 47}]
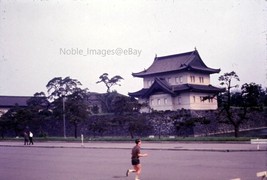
[
  {"left": 1, "top": 140, "right": 267, "bottom": 151},
  {"left": 0, "top": 141, "right": 266, "bottom": 180}
]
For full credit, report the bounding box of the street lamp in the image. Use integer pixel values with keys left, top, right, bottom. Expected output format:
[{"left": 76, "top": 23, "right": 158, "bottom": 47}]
[{"left": 63, "top": 96, "right": 66, "bottom": 138}]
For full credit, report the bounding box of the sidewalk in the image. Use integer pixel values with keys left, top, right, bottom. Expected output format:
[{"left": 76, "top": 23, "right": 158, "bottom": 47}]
[{"left": 0, "top": 140, "right": 267, "bottom": 151}]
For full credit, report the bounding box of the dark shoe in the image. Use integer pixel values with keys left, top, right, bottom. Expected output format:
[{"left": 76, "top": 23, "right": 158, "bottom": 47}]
[{"left": 126, "top": 169, "right": 130, "bottom": 177}]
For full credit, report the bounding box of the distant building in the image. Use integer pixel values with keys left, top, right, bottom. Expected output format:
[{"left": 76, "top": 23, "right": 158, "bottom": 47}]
[
  {"left": 0, "top": 96, "right": 31, "bottom": 117},
  {"left": 87, "top": 92, "right": 104, "bottom": 114},
  {"left": 129, "top": 50, "right": 225, "bottom": 112},
  {"left": 0, "top": 92, "right": 128, "bottom": 116},
  {"left": 88, "top": 92, "right": 131, "bottom": 114}
]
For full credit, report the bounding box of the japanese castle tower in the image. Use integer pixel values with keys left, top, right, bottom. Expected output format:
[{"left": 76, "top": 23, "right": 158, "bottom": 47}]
[{"left": 129, "top": 50, "right": 225, "bottom": 112}]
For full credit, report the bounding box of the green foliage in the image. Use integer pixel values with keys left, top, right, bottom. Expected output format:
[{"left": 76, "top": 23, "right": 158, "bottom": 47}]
[
  {"left": 46, "top": 76, "right": 82, "bottom": 100},
  {"left": 91, "top": 105, "right": 99, "bottom": 114},
  {"left": 111, "top": 95, "right": 140, "bottom": 114},
  {"left": 65, "top": 89, "right": 91, "bottom": 138},
  {"left": 218, "top": 71, "right": 265, "bottom": 137},
  {"left": 45, "top": 76, "right": 91, "bottom": 138},
  {"left": 218, "top": 71, "right": 240, "bottom": 88},
  {"left": 241, "top": 83, "right": 263, "bottom": 107},
  {"left": 0, "top": 105, "right": 31, "bottom": 136},
  {"left": 88, "top": 118, "right": 109, "bottom": 137},
  {"left": 96, "top": 73, "right": 123, "bottom": 93},
  {"left": 125, "top": 115, "right": 151, "bottom": 139}
]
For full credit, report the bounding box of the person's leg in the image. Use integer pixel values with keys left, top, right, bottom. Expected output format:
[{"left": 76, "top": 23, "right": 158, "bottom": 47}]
[
  {"left": 126, "top": 167, "right": 136, "bottom": 176},
  {"left": 134, "top": 164, "right": 141, "bottom": 180},
  {"left": 127, "top": 159, "right": 138, "bottom": 176}
]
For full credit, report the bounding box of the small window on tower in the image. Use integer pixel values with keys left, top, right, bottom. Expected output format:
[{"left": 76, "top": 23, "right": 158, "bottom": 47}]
[
  {"left": 190, "top": 76, "right": 195, "bottom": 83},
  {"left": 164, "top": 98, "right": 168, "bottom": 104},
  {"left": 199, "top": 77, "right": 204, "bottom": 83},
  {"left": 178, "top": 96, "right": 181, "bottom": 104},
  {"left": 151, "top": 99, "right": 154, "bottom": 106},
  {"left": 193, "top": 96, "right": 196, "bottom": 103},
  {"left": 157, "top": 99, "right": 161, "bottom": 105},
  {"left": 179, "top": 76, "right": 183, "bottom": 83}
]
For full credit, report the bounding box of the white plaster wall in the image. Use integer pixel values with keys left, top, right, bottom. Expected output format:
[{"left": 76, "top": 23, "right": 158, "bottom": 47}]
[
  {"left": 185, "top": 92, "right": 218, "bottom": 110},
  {"left": 143, "top": 77, "right": 154, "bottom": 88},
  {"left": 138, "top": 92, "right": 218, "bottom": 112},
  {"left": 149, "top": 93, "right": 174, "bottom": 111},
  {"left": 184, "top": 72, "right": 210, "bottom": 85},
  {"left": 173, "top": 92, "right": 191, "bottom": 109},
  {"left": 143, "top": 72, "right": 210, "bottom": 88},
  {"left": 140, "top": 71, "right": 217, "bottom": 112}
]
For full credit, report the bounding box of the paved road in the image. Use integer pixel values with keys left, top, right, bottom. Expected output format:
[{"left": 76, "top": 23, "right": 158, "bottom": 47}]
[
  {"left": 0, "top": 141, "right": 266, "bottom": 180},
  {"left": 1, "top": 141, "right": 267, "bottom": 151}
]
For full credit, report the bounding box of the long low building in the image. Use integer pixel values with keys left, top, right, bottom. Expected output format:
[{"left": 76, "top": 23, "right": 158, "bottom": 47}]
[
  {"left": 0, "top": 96, "right": 31, "bottom": 116},
  {"left": 0, "top": 92, "right": 127, "bottom": 116}
]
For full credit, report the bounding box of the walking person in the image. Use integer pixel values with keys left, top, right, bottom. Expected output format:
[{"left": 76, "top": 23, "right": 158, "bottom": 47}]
[
  {"left": 23, "top": 131, "right": 29, "bottom": 145},
  {"left": 126, "top": 139, "right": 148, "bottom": 180},
  {"left": 29, "top": 131, "right": 34, "bottom": 145}
]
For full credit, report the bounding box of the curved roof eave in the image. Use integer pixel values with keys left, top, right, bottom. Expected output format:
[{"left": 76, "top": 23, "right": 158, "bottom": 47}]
[
  {"left": 132, "top": 67, "right": 219, "bottom": 78},
  {"left": 142, "top": 78, "right": 175, "bottom": 97},
  {"left": 132, "top": 50, "right": 221, "bottom": 77}
]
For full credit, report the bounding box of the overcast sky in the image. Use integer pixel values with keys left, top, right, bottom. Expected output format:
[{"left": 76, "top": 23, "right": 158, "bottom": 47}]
[{"left": 0, "top": 0, "right": 266, "bottom": 96}]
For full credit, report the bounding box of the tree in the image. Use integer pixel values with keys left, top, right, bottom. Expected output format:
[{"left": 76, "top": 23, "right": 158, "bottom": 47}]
[
  {"left": 219, "top": 71, "right": 240, "bottom": 109},
  {"left": 219, "top": 71, "right": 263, "bottom": 137},
  {"left": 125, "top": 114, "right": 151, "bottom": 139},
  {"left": 230, "top": 91, "right": 242, "bottom": 107},
  {"left": 234, "top": 83, "right": 263, "bottom": 133},
  {"left": 95, "top": 73, "right": 124, "bottom": 113},
  {"left": 0, "top": 109, "right": 15, "bottom": 138},
  {"left": 46, "top": 77, "right": 82, "bottom": 100},
  {"left": 218, "top": 71, "right": 241, "bottom": 137},
  {"left": 65, "top": 89, "right": 91, "bottom": 138},
  {"left": 96, "top": 73, "right": 123, "bottom": 93},
  {"left": 0, "top": 105, "right": 31, "bottom": 137},
  {"left": 95, "top": 91, "right": 118, "bottom": 113},
  {"left": 27, "top": 92, "right": 49, "bottom": 107},
  {"left": 27, "top": 92, "right": 51, "bottom": 120},
  {"left": 111, "top": 95, "right": 140, "bottom": 115},
  {"left": 260, "top": 88, "right": 267, "bottom": 106},
  {"left": 46, "top": 76, "right": 87, "bottom": 137},
  {"left": 241, "top": 83, "right": 263, "bottom": 108},
  {"left": 0, "top": 93, "right": 51, "bottom": 138},
  {"left": 26, "top": 92, "right": 52, "bottom": 136},
  {"left": 88, "top": 118, "right": 108, "bottom": 137}
]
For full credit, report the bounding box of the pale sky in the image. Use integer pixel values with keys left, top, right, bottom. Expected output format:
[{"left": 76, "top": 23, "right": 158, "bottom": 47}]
[{"left": 0, "top": 0, "right": 266, "bottom": 96}]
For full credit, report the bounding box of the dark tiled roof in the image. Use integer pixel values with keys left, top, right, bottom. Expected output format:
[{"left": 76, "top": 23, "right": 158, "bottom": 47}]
[
  {"left": 141, "top": 78, "right": 175, "bottom": 97},
  {"left": 0, "top": 96, "right": 32, "bottom": 107},
  {"left": 172, "top": 84, "right": 225, "bottom": 93},
  {"left": 132, "top": 50, "right": 220, "bottom": 77},
  {"left": 128, "top": 89, "right": 148, "bottom": 97},
  {"left": 128, "top": 78, "right": 225, "bottom": 98}
]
